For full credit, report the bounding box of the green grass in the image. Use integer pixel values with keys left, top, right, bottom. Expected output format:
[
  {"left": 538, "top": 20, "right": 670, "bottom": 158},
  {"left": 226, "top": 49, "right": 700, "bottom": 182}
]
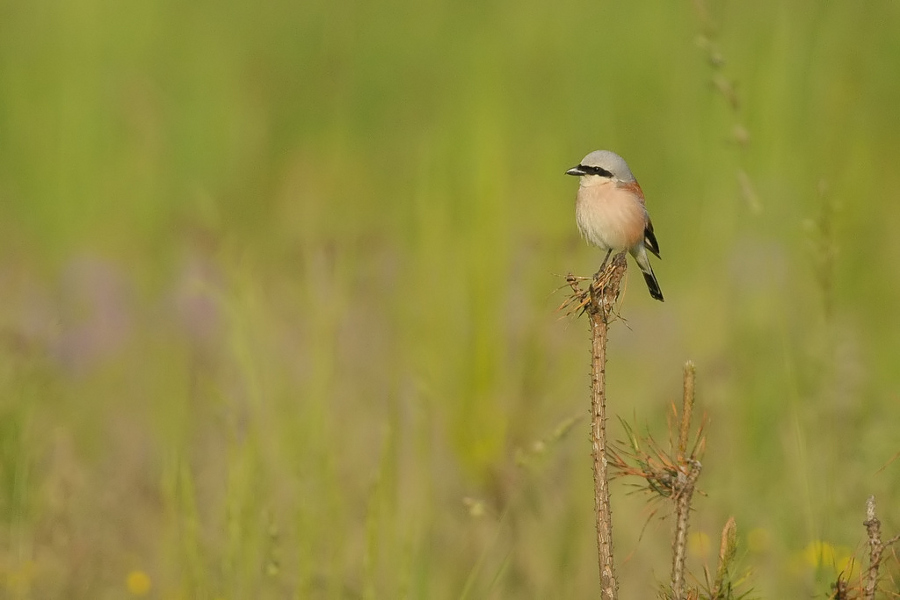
[{"left": 1, "top": 0, "right": 899, "bottom": 597}]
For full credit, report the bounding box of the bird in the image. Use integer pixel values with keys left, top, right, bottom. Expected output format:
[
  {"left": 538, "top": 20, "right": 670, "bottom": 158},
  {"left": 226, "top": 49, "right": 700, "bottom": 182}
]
[{"left": 566, "top": 150, "right": 664, "bottom": 301}]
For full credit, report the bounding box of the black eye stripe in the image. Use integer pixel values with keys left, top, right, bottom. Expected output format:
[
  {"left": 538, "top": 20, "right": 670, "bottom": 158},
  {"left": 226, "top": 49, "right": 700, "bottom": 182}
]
[{"left": 579, "top": 165, "right": 613, "bottom": 177}]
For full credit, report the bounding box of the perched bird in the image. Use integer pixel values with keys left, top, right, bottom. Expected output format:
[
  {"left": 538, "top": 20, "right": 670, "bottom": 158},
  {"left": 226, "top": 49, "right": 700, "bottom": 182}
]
[{"left": 566, "top": 150, "right": 664, "bottom": 301}]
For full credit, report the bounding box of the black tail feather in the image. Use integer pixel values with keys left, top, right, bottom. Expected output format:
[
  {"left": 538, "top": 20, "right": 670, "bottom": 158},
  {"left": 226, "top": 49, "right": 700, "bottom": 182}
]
[
  {"left": 644, "top": 220, "right": 661, "bottom": 259},
  {"left": 642, "top": 269, "right": 664, "bottom": 302}
]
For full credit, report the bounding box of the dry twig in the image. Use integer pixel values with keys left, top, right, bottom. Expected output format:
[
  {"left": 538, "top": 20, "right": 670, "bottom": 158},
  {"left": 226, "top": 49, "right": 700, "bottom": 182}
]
[
  {"left": 560, "top": 253, "right": 627, "bottom": 598},
  {"left": 862, "top": 495, "right": 900, "bottom": 600},
  {"left": 671, "top": 363, "right": 701, "bottom": 599},
  {"left": 608, "top": 362, "right": 707, "bottom": 600},
  {"left": 586, "top": 253, "right": 627, "bottom": 599}
]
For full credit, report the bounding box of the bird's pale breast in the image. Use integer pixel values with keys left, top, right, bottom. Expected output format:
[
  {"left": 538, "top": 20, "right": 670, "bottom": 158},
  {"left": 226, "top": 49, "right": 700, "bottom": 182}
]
[{"left": 575, "top": 183, "right": 647, "bottom": 251}]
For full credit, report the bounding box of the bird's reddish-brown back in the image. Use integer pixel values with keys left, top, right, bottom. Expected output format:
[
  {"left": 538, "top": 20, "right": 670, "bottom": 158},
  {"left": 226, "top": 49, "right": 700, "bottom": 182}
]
[{"left": 617, "top": 180, "right": 646, "bottom": 206}]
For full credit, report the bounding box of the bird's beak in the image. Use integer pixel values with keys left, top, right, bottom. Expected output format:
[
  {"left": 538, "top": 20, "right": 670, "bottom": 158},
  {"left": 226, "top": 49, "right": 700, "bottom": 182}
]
[{"left": 565, "top": 165, "right": 585, "bottom": 176}]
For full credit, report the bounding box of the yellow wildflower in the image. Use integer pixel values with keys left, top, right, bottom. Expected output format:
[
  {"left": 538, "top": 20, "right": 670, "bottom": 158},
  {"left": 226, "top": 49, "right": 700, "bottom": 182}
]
[{"left": 126, "top": 570, "right": 152, "bottom": 596}]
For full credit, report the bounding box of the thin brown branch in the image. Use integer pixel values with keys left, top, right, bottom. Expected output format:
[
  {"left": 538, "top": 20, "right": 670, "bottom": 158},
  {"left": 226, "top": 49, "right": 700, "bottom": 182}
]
[
  {"left": 679, "top": 362, "right": 696, "bottom": 460},
  {"left": 864, "top": 495, "right": 884, "bottom": 600},
  {"left": 586, "top": 252, "right": 627, "bottom": 600},
  {"left": 875, "top": 447, "right": 900, "bottom": 474},
  {"left": 556, "top": 273, "right": 594, "bottom": 318},
  {"left": 831, "top": 573, "right": 852, "bottom": 600},
  {"left": 671, "top": 459, "right": 702, "bottom": 600},
  {"left": 670, "top": 364, "right": 703, "bottom": 599}
]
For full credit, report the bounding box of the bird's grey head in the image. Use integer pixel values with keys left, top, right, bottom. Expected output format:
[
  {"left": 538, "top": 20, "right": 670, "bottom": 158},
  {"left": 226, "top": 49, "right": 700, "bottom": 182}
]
[{"left": 566, "top": 150, "right": 636, "bottom": 183}]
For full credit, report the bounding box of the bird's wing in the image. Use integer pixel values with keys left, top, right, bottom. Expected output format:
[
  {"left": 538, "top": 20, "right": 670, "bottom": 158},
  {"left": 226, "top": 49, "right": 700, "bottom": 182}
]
[
  {"left": 644, "top": 219, "right": 661, "bottom": 259},
  {"left": 618, "top": 180, "right": 660, "bottom": 258}
]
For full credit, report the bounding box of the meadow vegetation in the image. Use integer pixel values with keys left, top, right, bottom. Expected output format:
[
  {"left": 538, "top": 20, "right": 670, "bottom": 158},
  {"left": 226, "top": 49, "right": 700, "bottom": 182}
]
[{"left": 0, "top": 1, "right": 899, "bottom": 598}]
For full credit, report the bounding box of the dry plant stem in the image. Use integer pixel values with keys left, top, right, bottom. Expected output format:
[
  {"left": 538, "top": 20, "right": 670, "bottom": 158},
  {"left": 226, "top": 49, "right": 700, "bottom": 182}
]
[
  {"left": 671, "top": 460, "right": 702, "bottom": 600},
  {"left": 672, "top": 363, "right": 700, "bottom": 600},
  {"left": 711, "top": 517, "right": 737, "bottom": 598},
  {"left": 832, "top": 577, "right": 850, "bottom": 600},
  {"left": 586, "top": 252, "right": 627, "bottom": 600},
  {"left": 864, "top": 495, "right": 883, "bottom": 600},
  {"left": 671, "top": 487, "right": 690, "bottom": 600},
  {"left": 678, "top": 362, "right": 695, "bottom": 460}
]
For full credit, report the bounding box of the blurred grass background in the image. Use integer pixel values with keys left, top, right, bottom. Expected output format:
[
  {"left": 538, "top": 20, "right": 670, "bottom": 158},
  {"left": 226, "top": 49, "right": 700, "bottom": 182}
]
[{"left": 0, "top": 0, "right": 899, "bottom": 598}]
